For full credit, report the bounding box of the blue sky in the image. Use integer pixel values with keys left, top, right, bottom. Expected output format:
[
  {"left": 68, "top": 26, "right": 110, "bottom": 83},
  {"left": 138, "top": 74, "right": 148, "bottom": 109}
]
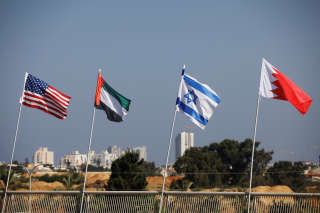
[{"left": 1, "top": 1, "right": 319, "bottom": 166}]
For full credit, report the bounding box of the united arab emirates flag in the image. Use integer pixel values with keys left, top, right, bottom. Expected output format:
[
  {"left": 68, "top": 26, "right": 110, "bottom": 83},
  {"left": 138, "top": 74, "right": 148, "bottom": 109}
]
[{"left": 95, "top": 72, "right": 131, "bottom": 122}]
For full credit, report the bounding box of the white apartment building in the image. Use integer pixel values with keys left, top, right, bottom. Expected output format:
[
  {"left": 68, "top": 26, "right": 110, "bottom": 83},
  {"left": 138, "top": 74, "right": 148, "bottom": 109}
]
[
  {"left": 60, "top": 145, "right": 148, "bottom": 169},
  {"left": 107, "top": 145, "right": 121, "bottom": 158},
  {"left": 175, "top": 131, "right": 194, "bottom": 160},
  {"left": 33, "top": 147, "right": 54, "bottom": 166},
  {"left": 60, "top": 151, "right": 87, "bottom": 169},
  {"left": 91, "top": 150, "right": 118, "bottom": 169},
  {"left": 132, "top": 146, "right": 147, "bottom": 161}
]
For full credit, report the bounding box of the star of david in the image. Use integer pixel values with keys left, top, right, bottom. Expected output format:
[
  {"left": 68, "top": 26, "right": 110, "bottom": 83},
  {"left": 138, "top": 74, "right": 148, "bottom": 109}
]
[{"left": 184, "top": 90, "right": 198, "bottom": 104}]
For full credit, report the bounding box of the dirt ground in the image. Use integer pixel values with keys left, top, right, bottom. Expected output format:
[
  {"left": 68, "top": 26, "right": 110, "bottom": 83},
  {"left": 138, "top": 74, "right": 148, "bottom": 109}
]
[
  {"left": 146, "top": 176, "right": 184, "bottom": 191},
  {"left": 2, "top": 173, "right": 318, "bottom": 193}
]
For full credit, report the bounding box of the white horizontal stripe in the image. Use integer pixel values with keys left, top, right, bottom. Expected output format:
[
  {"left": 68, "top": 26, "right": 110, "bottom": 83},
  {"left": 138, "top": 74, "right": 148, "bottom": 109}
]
[
  {"left": 193, "top": 88, "right": 219, "bottom": 108},
  {"left": 100, "top": 87, "right": 127, "bottom": 117},
  {"left": 22, "top": 99, "right": 66, "bottom": 118},
  {"left": 46, "top": 90, "right": 69, "bottom": 107},
  {"left": 184, "top": 74, "right": 220, "bottom": 103},
  {"left": 24, "top": 91, "right": 67, "bottom": 111},
  {"left": 193, "top": 89, "right": 217, "bottom": 116},
  {"left": 177, "top": 79, "right": 217, "bottom": 122},
  {"left": 46, "top": 89, "right": 69, "bottom": 106},
  {"left": 23, "top": 95, "right": 67, "bottom": 116},
  {"left": 176, "top": 98, "right": 206, "bottom": 129},
  {"left": 47, "top": 87, "right": 70, "bottom": 102},
  {"left": 44, "top": 93, "right": 68, "bottom": 109}
]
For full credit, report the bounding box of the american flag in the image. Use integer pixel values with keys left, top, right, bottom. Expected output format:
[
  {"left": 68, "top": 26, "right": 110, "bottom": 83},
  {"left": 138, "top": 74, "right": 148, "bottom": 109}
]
[{"left": 22, "top": 73, "right": 71, "bottom": 119}]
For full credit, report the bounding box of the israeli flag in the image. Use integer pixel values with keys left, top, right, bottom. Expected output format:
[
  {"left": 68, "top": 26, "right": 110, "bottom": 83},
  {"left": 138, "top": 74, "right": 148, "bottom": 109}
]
[{"left": 176, "top": 69, "right": 221, "bottom": 129}]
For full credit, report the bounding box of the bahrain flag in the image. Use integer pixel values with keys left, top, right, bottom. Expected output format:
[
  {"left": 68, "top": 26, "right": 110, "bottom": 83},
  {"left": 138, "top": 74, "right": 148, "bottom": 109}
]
[{"left": 259, "top": 58, "right": 312, "bottom": 115}]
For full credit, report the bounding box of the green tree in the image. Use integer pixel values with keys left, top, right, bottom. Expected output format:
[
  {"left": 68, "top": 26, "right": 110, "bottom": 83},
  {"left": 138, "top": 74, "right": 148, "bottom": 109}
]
[
  {"left": 210, "top": 139, "right": 272, "bottom": 186},
  {"left": 80, "top": 164, "right": 106, "bottom": 172},
  {"left": 107, "top": 152, "right": 147, "bottom": 190},
  {"left": 172, "top": 138, "right": 273, "bottom": 190},
  {"left": 61, "top": 170, "right": 84, "bottom": 190},
  {"left": 37, "top": 170, "right": 83, "bottom": 190},
  {"left": 24, "top": 158, "right": 29, "bottom": 166},
  {"left": 0, "top": 165, "right": 28, "bottom": 190},
  {"left": 266, "top": 161, "right": 307, "bottom": 192},
  {"left": 174, "top": 147, "right": 224, "bottom": 189},
  {"left": 140, "top": 161, "right": 161, "bottom": 176},
  {"left": 0, "top": 165, "right": 12, "bottom": 189}
]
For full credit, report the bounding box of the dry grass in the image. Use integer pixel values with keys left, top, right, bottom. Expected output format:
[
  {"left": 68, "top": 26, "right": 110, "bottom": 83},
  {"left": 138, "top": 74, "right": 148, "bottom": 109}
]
[
  {"left": 146, "top": 176, "right": 184, "bottom": 191},
  {"left": 4, "top": 172, "right": 318, "bottom": 193}
]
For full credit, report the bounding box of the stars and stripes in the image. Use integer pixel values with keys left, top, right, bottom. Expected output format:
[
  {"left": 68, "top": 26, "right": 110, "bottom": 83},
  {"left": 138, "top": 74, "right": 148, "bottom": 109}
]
[{"left": 21, "top": 73, "right": 71, "bottom": 119}]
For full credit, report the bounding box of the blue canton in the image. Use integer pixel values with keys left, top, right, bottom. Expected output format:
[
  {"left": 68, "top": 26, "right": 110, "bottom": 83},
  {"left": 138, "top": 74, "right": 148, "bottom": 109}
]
[
  {"left": 25, "top": 74, "right": 49, "bottom": 96},
  {"left": 184, "top": 89, "right": 198, "bottom": 104}
]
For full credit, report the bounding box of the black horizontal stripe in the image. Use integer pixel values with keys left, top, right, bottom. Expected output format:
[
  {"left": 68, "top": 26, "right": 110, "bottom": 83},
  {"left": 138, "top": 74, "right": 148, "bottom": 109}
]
[{"left": 95, "top": 101, "right": 123, "bottom": 122}]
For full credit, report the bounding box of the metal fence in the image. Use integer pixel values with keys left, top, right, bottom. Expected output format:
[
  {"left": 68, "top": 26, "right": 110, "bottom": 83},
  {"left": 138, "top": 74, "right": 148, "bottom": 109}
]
[{"left": 1, "top": 191, "right": 320, "bottom": 213}]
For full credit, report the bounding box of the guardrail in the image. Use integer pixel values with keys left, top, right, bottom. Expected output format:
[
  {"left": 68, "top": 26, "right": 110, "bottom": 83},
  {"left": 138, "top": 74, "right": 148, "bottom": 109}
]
[{"left": 1, "top": 191, "right": 320, "bottom": 212}]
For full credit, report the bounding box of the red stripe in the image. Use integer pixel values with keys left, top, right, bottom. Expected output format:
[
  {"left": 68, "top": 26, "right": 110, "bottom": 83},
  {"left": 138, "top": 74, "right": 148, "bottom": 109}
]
[
  {"left": 45, "top": 92, "right": 69, "bottom": 108},
  {"left": 46, "top": 89, "right": 69, "bottom": 105},
  {"left": 24, "top": 92, "right": 66, "bottom": 113},
  {"left": 47, "top": 87, "right": 70, "bottom": 104},
  {"left": 23, "top": 97, "right": 67, "bottom": 116},
  {"left": 22, "top": 102, "right": 65, "bottom": 120},
  {"left": 48, "top": 86, "right": 71, "bottom": 100},
  {"left": 44, "top": 93, "right": 68, "bottom": 109}
]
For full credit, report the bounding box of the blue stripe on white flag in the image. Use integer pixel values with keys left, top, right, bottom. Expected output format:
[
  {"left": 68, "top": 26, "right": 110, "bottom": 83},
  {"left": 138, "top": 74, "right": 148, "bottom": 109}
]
[
  {"left": 183, "top": 75, "right": 221, "bottom": 104},
  {"left": 176, "top": 98, "right": 208, "bottom": 126}
]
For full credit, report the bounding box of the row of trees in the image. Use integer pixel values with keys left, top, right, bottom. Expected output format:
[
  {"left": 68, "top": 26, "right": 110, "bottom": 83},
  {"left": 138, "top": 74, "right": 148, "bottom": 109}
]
[
  {"left": 1, "top": 139, "right": 311, "bottom": 192},
  {"left": 171, "top": 139, "right": 308, "bottom": 192},
  {"left": 0, "top": 152, "right": 160, "bottom": 191},
  {"left": 106, "top": 139, "right": 310, "bottom": 192},
  {"left": 0, "top": 164, "right": 84, "bottom": 190}
]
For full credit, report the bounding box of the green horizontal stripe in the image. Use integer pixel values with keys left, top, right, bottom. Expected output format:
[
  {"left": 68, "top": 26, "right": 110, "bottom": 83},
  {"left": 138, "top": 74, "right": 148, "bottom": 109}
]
[{"left": 102, "top": 81, "right": 131, "bottom": 111}]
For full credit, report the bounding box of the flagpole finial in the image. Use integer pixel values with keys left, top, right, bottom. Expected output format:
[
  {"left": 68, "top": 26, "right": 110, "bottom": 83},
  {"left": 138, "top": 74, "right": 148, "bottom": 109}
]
[
  {"left": 181, "top": 64, "right": 186, "bottom": 76},
  {"left": 98, "top": 68, "right": 102, "bottom": 73}
]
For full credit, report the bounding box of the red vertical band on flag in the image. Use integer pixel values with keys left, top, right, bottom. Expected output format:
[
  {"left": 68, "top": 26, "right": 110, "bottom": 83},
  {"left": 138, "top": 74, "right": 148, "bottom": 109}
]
[
  {"left": 271, "top": 67, "right": 312, "bottom": 115},
  {"left": 95, "top": 72, "right": 104, "bottom": 106}
]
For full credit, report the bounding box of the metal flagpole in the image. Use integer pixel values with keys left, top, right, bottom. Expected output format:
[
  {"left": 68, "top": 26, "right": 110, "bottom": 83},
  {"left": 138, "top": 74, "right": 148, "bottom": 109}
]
[
  {"left": 158, "top": 65, "right": 185, "bottom": 213},
  {"left": 158, "top": 110, "right": 177, "bottom": 213},
  {"left": 247, "top": 94, "right": 261, "bottom": 213},
  {"left": 79, "top": 69, "right": 100, "bottom": 213},
  {"left": 2, "top": 73, "right": 28, "bottom": 213}
]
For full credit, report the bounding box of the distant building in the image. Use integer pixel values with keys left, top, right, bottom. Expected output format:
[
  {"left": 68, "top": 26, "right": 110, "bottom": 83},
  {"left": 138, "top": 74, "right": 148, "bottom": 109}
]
[
  {"left": 60, "top": 151, "right": 87, "bottom": 169},
  {"left": 132, "top": 146, "right": 147, "bottom": 161},
  {"left": 60, "top": 145, "right": 148, "bottom": 169},
  {"left": 108, "top": 145, "right": 122, "bottom": 159},
  {"left": 88, "top": 150, "right": 95, "bottom": 165},
  {"left": 33, "top": 147, "right": 54, "bottom": 166},
  {"left": 175, "top": 131, "right": 194, "bottom": 160},
  {"left": 91, "top": 150, "right": 118, "bottom": 169}
]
